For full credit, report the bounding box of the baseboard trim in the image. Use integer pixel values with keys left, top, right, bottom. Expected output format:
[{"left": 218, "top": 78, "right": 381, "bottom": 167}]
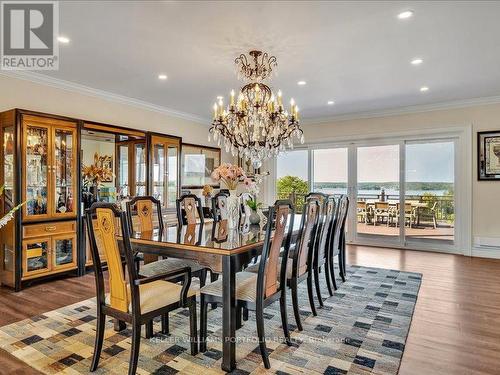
[{"left": 471, "top": 246, "right": 500, "bottom": 259}]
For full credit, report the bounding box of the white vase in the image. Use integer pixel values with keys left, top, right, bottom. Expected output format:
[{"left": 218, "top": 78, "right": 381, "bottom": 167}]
[{"left": 227, "top": 189, "right": 240, "bottom": 229}]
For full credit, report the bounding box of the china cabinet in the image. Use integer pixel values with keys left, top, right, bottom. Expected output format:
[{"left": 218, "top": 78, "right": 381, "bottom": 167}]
[
  {"left": 0, "top": 108, "right": 218, "bottom": 291},
  {"left": 0, "top": 110, "right": 79, "bottom": 290},
  {"left": 150, "top": 134, "right": 181, "bottom": 209}
]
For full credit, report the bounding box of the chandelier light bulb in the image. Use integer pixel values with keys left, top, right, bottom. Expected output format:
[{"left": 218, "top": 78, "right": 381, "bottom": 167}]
[
  {"left": 230, "top": 89, "right": 235, "bottom": 106},
  {"left": 213, "top": 103, "right": 218, "bottom": 119}
]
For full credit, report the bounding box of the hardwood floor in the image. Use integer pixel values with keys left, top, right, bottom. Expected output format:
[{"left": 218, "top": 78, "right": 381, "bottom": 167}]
[{"left": 1, "top": 246, "right": 499, "bottom": 374}]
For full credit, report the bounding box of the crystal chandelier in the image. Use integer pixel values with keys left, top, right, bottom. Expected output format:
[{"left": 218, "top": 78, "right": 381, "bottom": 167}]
[{"left": 209, "top": 50, "right": 304, "bottom": 169}]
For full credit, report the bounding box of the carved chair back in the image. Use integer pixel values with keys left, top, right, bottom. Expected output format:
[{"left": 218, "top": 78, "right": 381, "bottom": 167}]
[
  {"left": 86, "top": 203, "right": 139, "bottom": 314},
  {"left": 331, "top": 195, "right": 349, "bottom": 257},
  {"left": 257, "top": 200, "right": 294, "bottom": 299},
  {"left": 239, "top": 192, "right": 253, "bottom": 222},
  {"left": 212, "top": 191, "right": 229, "bottom": 222},
  {"left": 305, "top": 192, "right": 334, "bottom": 264},
  {"left": 126, "top": 196, "right": 164, "bottom": 235},
  {"left": 292, "top": 196, "right": 321, "bottom": 278},
  {"left": 176, "top": 194, "right": 204, "bottom": 226}
]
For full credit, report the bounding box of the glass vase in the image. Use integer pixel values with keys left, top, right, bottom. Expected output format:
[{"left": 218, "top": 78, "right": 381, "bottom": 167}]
[{"left": 227, "top": 189, "right": 240, "bottom": 229}]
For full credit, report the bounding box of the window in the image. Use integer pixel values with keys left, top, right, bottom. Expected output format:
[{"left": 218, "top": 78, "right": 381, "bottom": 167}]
[{"left": 276, "top": 150, "right": 309, "bottom": 210}]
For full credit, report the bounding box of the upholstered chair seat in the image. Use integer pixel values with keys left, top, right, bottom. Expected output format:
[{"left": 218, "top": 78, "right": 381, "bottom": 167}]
[
  {"left": 139, "top": 258, "right": 205, "bottom": 278},
  {"left": 200, "top": 271, "right": 269, "bottom": 302},
  {"left": 105, "top": 280, "right": 197, "bottom": 314}
]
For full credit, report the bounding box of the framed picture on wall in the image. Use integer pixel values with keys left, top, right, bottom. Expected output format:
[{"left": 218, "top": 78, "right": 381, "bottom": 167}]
[
  {"left": 478, "top": 131, "right": 500, "bottom": 180},
  {"left": 181, "top": 143, "right": 221, "bottom": 188}
]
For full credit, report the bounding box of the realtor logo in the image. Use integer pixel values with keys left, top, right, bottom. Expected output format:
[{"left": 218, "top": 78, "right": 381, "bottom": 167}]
[{"left": 1, "top": 0, "right": 59, "bottom": 70}]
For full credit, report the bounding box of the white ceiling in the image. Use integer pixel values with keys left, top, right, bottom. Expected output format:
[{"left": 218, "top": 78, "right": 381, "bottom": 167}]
[{"left": 33, "top": 1, "right": 500, "bottom": 122}]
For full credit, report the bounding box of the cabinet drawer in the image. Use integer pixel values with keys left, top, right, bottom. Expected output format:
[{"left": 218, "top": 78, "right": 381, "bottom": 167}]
[{"left": 23, "top": 221, "right": 76, "bottom": 238}]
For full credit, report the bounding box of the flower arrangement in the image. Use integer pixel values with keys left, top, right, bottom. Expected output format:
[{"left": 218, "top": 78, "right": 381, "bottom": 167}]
[
  {"left": 0, "top": 185, "right": 25, "bottom": 229},
  {"left": 202, "top": 184, "right": 214, "bottom": 197},
  {"left": 211, "top": 163, "right": 252, "bottom": 190},
  {"left": 82, "top": 152, "right": 114, "bottom": 188}
]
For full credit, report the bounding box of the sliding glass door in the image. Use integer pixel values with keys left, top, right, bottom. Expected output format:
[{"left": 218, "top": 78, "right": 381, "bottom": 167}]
[
  {"left": 404, "top": 140, "right": 455, "bottom": 245},
  {"left": 274, "top": 134, "right": 460, "bottom": 252},
  {"left": 356, "top": 144, "right": 400, "bottom": 242}
]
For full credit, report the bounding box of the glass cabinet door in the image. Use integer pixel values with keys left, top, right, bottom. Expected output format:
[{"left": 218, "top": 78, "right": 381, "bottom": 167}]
[
  {"left": 53, "top": 127, "right": 77, "bottom": 217},
  {"left": 24, "top": 124, "right": 50, "bottom": 220},
  {"left": 152, "top": 143, "right": 165, "bottom": 203},
  {"left": 23, "top": 238, "right": 50, "bottom": 277},
  {"left": 167, "top": 145, "right": 178, "bottom": 208},
  {"left": 135, "top": 143, "right": 147, "bottom": 196},
  {"left": 117, "top": 144, "right": 130, "bottom": 197},
  {"left": 52, "top": 235, "right": 76, "bottom": 270},
  {"left": 151, "top": 136, "right": 179, "bottom": 209}
]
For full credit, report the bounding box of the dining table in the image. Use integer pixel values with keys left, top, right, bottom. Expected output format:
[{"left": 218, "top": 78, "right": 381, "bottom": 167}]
[{"left": 126, "top": 216, "right": 302, "bottom": 372}]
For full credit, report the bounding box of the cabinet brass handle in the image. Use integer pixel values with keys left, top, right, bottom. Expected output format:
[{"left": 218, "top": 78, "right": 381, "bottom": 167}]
[{"left": 45, "top": 226, "right": 57, "bottom": 232}]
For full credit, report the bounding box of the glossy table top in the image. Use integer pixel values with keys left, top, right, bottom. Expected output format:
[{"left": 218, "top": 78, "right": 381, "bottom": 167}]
[{"left": 129, "top": 215, "right": 302, "bottom": 255}]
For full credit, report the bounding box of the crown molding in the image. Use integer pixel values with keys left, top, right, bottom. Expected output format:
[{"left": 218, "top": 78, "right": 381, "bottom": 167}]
[
  {"left": 302, "top": 95, "right": 500, "bottom": 125},
  {"left": 4, "top": 70, "right": 500, "bottom": 127},
  {"left": 0, "top": 71, "right": 209, "bottom": 125}
]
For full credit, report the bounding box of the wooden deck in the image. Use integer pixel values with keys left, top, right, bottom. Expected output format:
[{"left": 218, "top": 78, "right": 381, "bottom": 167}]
[{"left": 357, "top": 223, "right": 454, "bottom": 241}]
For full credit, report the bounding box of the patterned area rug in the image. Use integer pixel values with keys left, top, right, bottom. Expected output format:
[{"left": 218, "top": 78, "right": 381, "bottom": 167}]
[{"left": 0, "top": 266, "right": 421, "bottom": 374}]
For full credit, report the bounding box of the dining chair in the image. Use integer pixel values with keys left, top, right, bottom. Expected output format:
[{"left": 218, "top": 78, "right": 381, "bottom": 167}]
[
  {"left": 176, "top": 194, "right": 204, "bottom": 226},
  {"left": 373, "top": 201, "right": 390, "bottom": 226},
  {"left": 304, "top": 192, "right": 337, "bottom": 302},
  {"left": 211, "top": 191, "right": 229, "bottom": 222},
  {"left": 199, "top": 200, "right": 295, "bottom": 369},
  {"left": 395, "top": 202, "right": 416, "bottom": 228},
  {"left": 126, "top": 196, "right": 163, "bottom": 266},
  {"left": 126, "top": 196, "right": 207, "bottom": 336},
  {"left": 85, "top": 202, "right": 198, "bottom": 375},
  {"left": 329, "top": 195, "right": 349, "bottom": 284},
  {"left": 239, "top": 192, "right": 253, "bottom": 223},
  {"left": 357, "top": 201, "right": 368, "bottom": 223},
  {"left": 247, "top": 196, "right": 321, "bottom": 331}
]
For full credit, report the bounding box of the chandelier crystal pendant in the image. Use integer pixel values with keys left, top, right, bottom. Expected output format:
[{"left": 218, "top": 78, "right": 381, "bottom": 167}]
[{"left": 208, "top": 50, "right": 304, "bottom": 169}]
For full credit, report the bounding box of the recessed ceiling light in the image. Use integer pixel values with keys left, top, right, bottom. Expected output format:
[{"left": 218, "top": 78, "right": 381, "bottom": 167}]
[
  {"left": 411, "top": 58, "right": 423, "bottom": 65},
  {"left": 57, "top": 36, "right": 70, "bottom": 44},
  {"left": 327, "top": 100, "right": 335, "bottom": 105},
  {"left": 420, "top": 86, "right": 429, "bottom": 92},
  {"left": 297, "top": 80, "right": 307, "bottom": 86},
  {"left": 158, "top": 74, "right": 167, "bottom": 80},
  {"left": 398, "top": 10, "right": 414, "bottom": 19},
  {"left": 216, "top": 96, "right": 223, "bottom": 100}
]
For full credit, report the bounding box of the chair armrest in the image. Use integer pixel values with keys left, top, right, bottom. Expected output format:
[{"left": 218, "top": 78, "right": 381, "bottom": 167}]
[{"left": 134, "top": 266, "right": 192, "bottom": 306}]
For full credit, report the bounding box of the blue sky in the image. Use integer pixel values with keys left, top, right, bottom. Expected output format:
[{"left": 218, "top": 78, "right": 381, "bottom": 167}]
[{"left": 277, "top": 142, "right": 454, "bottom": 183}]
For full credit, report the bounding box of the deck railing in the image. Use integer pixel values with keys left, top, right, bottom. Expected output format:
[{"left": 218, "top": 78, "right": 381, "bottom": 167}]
[{"left": 276, "top": 191, "right": 454, "bottom": 224}]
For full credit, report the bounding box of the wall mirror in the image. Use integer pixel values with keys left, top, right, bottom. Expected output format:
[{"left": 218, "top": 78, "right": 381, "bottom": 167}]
[{"left": 81, "top": 124, "right": 146, "bottom": 209}]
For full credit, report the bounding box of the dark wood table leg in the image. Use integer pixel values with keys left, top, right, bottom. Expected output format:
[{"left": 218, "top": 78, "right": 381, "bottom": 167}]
[{"left": 221, "top": 255, "right": 236, "bottom": 372}]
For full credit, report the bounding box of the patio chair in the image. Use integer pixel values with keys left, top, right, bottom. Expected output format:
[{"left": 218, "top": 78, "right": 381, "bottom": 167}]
[
  {"left": 373, "top": 202, "right": 390, "bottom": 226},
  {"left": 357, "top": 201, "right": 368, "bottom": 223},
  {"left": 395, "top": 203, "right": 416, "bottom": 228}
]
